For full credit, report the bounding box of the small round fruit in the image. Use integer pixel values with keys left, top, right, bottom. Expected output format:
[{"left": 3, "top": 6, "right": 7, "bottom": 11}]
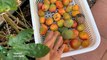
[
  {"left": 72, "top": 10, "right": 80, "bottom": 16},
  {"left": 49, "top": 4, "right": 56, "bottom": 12},
  {"left": 57, "top": 19, "right": 64, "bottom": 27},
  {"left": 64, "top": 19, "right": 74, "bottom": 28},
  {"left": 72, "top": 4, "right": 79, "bottom": 11},
  {"left": 58, "top": 8, "right": 65, "bottom": 15},
  {"left": 50, "top": 24, "right": 58, "bottom": 31},
  {"left": 72, "top": 20, "right": 78, "bottom": 28},
  {"left": 63, "top": 13, "right": 71, "bottom": 20},
  {"left": 38, "top": 9, "right": 45, "bottom": 17},
  {"left": 63, "top": 44, "right": 70, "bottom": 52},
  {"left": 77, "top": 24, "right": 85, "bottom": 32},
  {"left": 40, "top": 24, "right": 48, "bottom": 35},
  {"left": 40, "top": 17, "right": 46, "bottom": 24},
  {"left": 62, "top": 0, "right": 70, "bottom": 6},
  {"left": 44, "top": 0, "right": 50, "bottom": 4},
  {"left": 73, "top": 29, "right": 79, "bottom": 37},
  {"left": 70, "top": 39, "right": 81, "bottom": 49},
  {"left": 56, "top": 1, "right": 63, "bottom": 9},
  {"left": 66, "top": 5, "right": 72, "bottom": 13},
  {"left": 46, "top": 18, "right": 53, "bottom": 26},
  {"left": 53, "top": 13, "right": 61, "bottom": 21},
  {"left": 42, "top": 3, "right": 49, "bottom": 11},
  {"left": 38, "top": 2, "right": 43, "bottom": 9},
  {"left": 82, "top": 40, "right": 90, "bottom": 48},
  {"left": 79, "top": 32, "right": 89, "bottom": 40},
  {"left": 62, "top": 30, "right": 74, "bottom": 40}
]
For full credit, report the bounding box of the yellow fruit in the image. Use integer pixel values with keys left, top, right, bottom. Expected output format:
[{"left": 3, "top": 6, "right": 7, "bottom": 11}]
[
  {"left": 72, "top": 10, "right": 80, "bottom": 16},
  {"left": 57, "top": 19, "right": 64, "bottom": 27},
  {"left": 53, "top": 13, "right": 61, "bottom": 21},
  {"left": 82, "top": 40, "right": 90, "bottom": 48},
  {"left": 72, "top": 4, "right": 79, "bottom": 11}
]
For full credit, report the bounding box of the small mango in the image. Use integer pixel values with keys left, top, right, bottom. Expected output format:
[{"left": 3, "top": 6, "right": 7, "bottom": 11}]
[
  {"left": 38, "top": 9, "right": 45, "bottom": 17},
  {"left": 63, "top": 13, "right": 71, "bottom": 20},
  {"left": 42, "top": 3, "right": 49, "bottom": 11},
  {"left": 40, "top": 24, "right": 48, "bottom": 35},
  {"left": 49, "top": 4, "right": 56, "bottom": 12},
  {"left": 56, "top": 1, "right": 63, "bottom": 9},
  {"left": 39, "top": 16, "right": 46, "bottom": 24},
  {"left": 66, "top": 5, "right": 72, "bottom": 13},
  {"left": 53, "top": 13, "right": 61, "bottom": 21},
  {"left": 72, "top": 10, "right": 80, "bottom": 17},
  {"left": 57, "top": 19, "right": 64, "bottom": 27},
  {"left": 62, "top": 0, "right": 70, "bottom": 6},
  {"left": 77, "top": 24, "right": 85, "bottom": 32},
  {"left": 58, "top": 8, "right": 65, "bottom": 15},
  {"left": 64, "top": 19, "right": 74, "bottom": 28},
  {"left": 50, "top": 23, "right": 58, "bottom": 31},
  {"left": 46, "top": 18, "right": 53, "bottom": 26},
  {"left": 72, "top": 4, "right": 79, "bottom": 11},
  {"left": 62, "top": 30, "right": 74, "bottom": 40}
]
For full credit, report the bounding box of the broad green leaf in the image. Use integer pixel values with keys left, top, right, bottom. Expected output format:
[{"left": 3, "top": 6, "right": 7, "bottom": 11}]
[
  {"left": 0, "top": 0, "right": 17, "bottom": 13},
  {"left": 13, "top": 43, "right": 50, "bottom": 58},
  {"left": 6, "top": 50, "right": 28, "bottom": 60},
  {"left": 8, "top": 29, "right": 33, "bottom": 46}
]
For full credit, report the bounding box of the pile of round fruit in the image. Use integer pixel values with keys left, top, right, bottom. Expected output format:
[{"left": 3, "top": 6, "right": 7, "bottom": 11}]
[{"left": 37, "top": 0, "right": 90, "bottom": 52}]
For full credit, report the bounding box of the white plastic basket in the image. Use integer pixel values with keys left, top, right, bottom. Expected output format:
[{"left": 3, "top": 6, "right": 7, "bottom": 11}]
[{"left": 29, "top": 0, "right": 101, "bottom": 58}]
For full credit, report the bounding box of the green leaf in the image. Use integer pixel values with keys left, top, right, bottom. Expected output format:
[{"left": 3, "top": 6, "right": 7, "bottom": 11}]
[
  {"left": 0, "top": 46, "right": 7, "bottom": 60},
  {"left": 8, "top": 29, "right": 33, "bottom": 46},
  {"left": 13, "top": 43, "right": 50, "bottom": 58},
  {"left": 0, "top": 0, "right": 17, "bottom": 13},
  {"left": 6, "top": 50, "right": 28, "bottom": 60}
]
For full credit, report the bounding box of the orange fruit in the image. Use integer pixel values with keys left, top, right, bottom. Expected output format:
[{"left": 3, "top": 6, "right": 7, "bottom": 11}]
[
  {"left": 70, "top": 39, "right": 81, "bottom": 49},
  {"left": 58, "top": 8, "right": 65, "bottom": 15},
  {"left": 72, "top": 4, "right": 79, "bottom": 11},
  {"left": 72, "top": 10, "right": 80, "bottom": 17},
  {"left": 82, "top": 40, "right": 90, "bottom": 48},
  {"left": 53, "top": 13, "right": 61, "bottom": 21},
  {"left": 39, "top": 17, "right": 46, "bottom": 24},
  {"left": 40, "top": 24, "right": 48, "bottom": 35},
  {"left": 72, "top": 29, "right": 79, "bottom": 38},
  {"left": 50, "top": 24, "right": 58, "bottom": 31},
  {"left": 38, "top": 9, "right": 45, "bottom": 17},
  {"left": 79, "top": 32, "right": 89, "bottom": 40},
  {"left": 63, "top": 44, "right": 70, "bottom": 52},
  {"left": 56, "top": 1, "right": 63, "bottom": 9},
  {"left": 46, "top": 18, "right": 53, "bottom": 26}
]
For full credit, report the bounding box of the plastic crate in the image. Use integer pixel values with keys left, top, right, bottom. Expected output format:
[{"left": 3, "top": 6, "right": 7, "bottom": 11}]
[{"left": 29, "top": 0, "right": 101, "bottom": 58}]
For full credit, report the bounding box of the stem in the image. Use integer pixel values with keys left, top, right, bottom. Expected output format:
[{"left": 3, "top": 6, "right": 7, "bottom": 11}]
[
  {"left": 2, "top": 14, "right": 19, "bottom": 33},
  {"left": 7, "top": 12, "right": 28, "bottom": 28},
  {"left": 0, "top": 34, "right": 5, "bottom": 38},
  {"left": 18, "top": 7, "right": 31, "bottom": 27}
]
